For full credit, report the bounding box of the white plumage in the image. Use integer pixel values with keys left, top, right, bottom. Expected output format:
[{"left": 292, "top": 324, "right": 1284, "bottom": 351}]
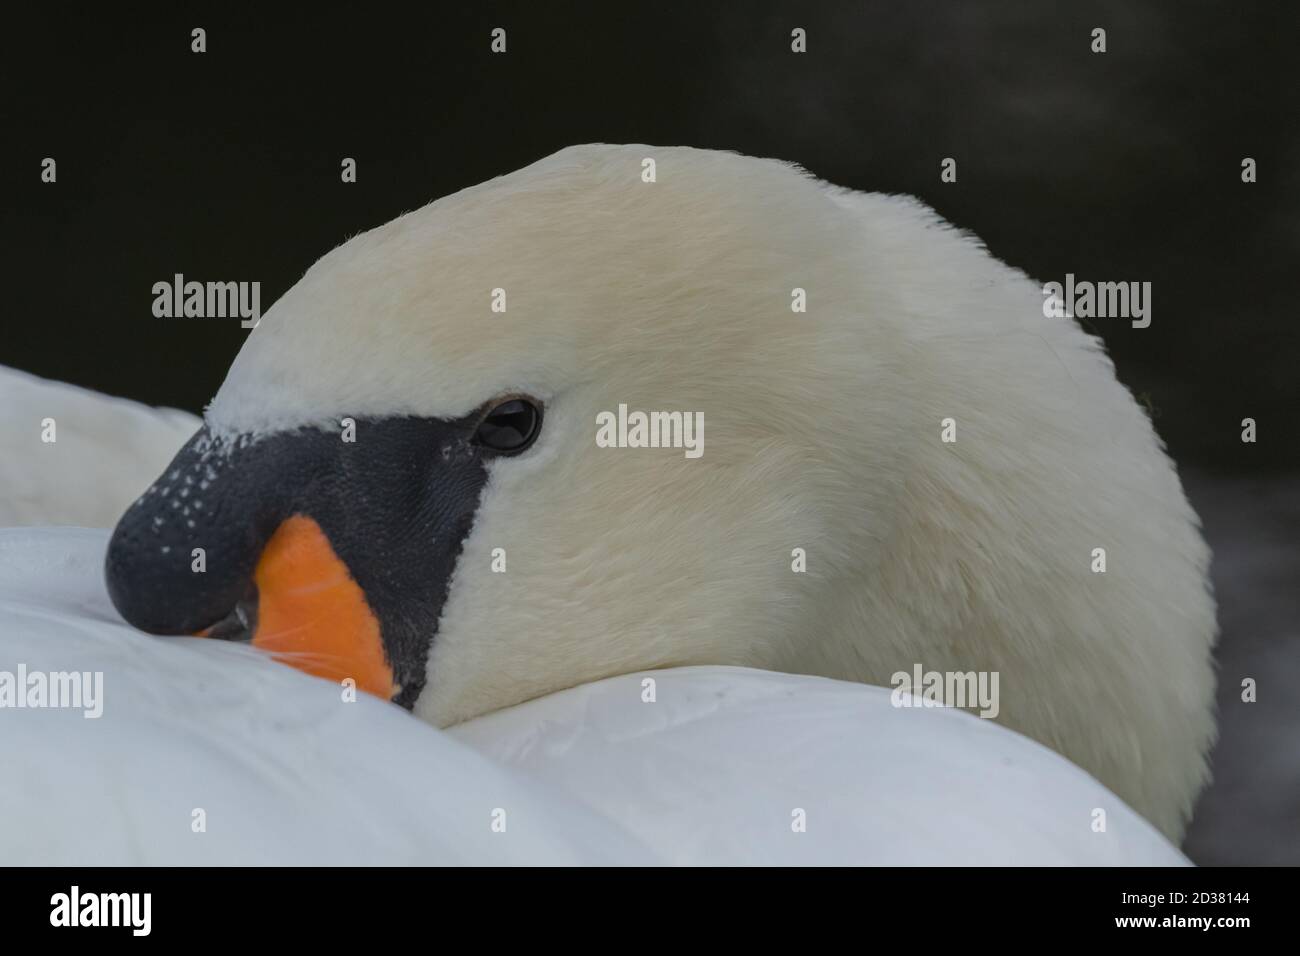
[
  {"left": 0, "top": 366, "right": 198, "bottom": 528},
  {"left": 0, "top": 526, "right": 1183, "bottom": 865}
]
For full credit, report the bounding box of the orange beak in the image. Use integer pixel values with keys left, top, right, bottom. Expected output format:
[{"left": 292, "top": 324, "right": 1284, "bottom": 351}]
[
  {"left": 204, "top": 515, "right": 395, "bottom": 700},
  {"left": 109, "top": 417, "right": 494, "bottom": 712}
]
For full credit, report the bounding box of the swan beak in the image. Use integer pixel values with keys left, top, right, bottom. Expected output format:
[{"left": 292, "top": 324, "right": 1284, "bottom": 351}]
[
  {"left": 202, "top": 515, "right": 395, "bottom": 699},
  {"left": 106, "top": 416, "right": 493, "bottom": 711}
]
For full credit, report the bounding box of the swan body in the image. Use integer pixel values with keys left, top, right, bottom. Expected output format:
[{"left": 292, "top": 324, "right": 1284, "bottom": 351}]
[
  {"left": 0, "top": 366, "right": 198, "bottom": 528},
  {"left": 0, "top": 527, "right": 1186, "bottom": 865}
]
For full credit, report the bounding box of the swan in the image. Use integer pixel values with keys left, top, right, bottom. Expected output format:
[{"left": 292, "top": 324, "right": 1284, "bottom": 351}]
[
  {"left": 97, "top": 145, "right": 1215, "bottom": 842},
  {"left": 0, "top": 365, "right": 198, "bottom": 527},
  {"left": 0, "top": 527, "right": 1186, "bottom": 864}
]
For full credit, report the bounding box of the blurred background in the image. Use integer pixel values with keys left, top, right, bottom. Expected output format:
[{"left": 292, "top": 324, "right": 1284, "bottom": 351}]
[{"left": 4, "top": 1, "right": 1297, "bottom": 863}]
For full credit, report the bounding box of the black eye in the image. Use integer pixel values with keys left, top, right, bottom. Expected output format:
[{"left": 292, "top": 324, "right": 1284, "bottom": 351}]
[{"left": 473, "top": 398, "right": 542, "bottom": 454}]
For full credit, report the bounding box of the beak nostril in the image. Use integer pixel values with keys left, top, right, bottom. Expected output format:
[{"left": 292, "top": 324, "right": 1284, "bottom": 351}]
[{"left": 201, "top": 585, "right": 259, "bottom": 642}]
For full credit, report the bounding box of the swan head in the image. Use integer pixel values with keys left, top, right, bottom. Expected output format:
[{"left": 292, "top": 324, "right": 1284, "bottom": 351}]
[
  {"left": 105, "top": 144, "right": 908, "bottom": 722},
  {"left": 104, "top": 144, "right": 1216, "bottom": 844}
]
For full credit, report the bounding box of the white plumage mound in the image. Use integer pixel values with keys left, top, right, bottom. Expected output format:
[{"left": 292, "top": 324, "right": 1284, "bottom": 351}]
[
  {"left": 0, "top": 366, "right": 198, "bottom": 528},
  {"left": 0, "top": 527, "right": 1185, "bottom": 865}
]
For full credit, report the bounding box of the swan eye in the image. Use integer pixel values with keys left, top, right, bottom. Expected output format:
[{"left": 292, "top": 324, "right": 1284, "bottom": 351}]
[{"left": 473, "top": 398, "right": 542, "bottom": 454}]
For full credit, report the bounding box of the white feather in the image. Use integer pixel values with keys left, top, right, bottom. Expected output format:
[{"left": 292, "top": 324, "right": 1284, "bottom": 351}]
[
  {"left": 0, "top": 527, "right": 1184, "bottom": 865},
  {"left": 0, "top": 366, "right": 198, "bottom": 528}
]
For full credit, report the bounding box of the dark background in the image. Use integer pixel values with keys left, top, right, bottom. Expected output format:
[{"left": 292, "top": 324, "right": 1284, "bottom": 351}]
[{"left": 4, "top": 2, "right": 1297, "bottom": 863}]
